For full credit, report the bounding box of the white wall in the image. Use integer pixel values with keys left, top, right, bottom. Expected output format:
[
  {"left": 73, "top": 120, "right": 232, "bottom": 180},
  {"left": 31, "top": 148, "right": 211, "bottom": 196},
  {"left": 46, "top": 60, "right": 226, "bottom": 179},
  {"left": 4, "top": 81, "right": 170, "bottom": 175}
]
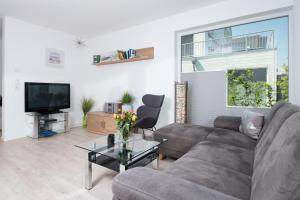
[
  {"left": 82, "top": 0, "right": 293, "bottom": 127},
  {"left": 0, "top": 39, "right": 2, "bottom": 95},
  {"left": 291, "top": 0, "right": 300, "bottom": 105},
  {"left": 0, "top": 39, "right": 2, "bottom": 131},
  {"left": 2, "top": 17, "right": 83, "bottom": 141},
  {"left": 1, "top": 0, "right": 296, "bottom": 140}
]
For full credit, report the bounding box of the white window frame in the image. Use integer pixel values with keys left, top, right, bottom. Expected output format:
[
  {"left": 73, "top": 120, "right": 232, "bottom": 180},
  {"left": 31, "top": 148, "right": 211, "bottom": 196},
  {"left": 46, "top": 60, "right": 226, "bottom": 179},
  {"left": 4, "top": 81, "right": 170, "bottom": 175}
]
[{"left": 175, "top": 10, "right": 292, "bottom": 108}]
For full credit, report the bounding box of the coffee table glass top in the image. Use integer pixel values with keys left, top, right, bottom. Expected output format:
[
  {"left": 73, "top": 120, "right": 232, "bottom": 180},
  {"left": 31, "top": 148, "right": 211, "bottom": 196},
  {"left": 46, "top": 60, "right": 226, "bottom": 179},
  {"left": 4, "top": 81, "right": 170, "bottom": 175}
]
[{"left": 76, "top": 134, "right": 166, "bottom": 164}]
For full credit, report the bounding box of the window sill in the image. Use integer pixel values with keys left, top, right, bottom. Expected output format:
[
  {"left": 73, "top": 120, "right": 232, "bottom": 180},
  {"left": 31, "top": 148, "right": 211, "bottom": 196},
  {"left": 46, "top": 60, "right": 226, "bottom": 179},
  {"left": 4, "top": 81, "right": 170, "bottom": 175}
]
[{"left": 226, "top": 105, "right": 270, "bottom": 109}]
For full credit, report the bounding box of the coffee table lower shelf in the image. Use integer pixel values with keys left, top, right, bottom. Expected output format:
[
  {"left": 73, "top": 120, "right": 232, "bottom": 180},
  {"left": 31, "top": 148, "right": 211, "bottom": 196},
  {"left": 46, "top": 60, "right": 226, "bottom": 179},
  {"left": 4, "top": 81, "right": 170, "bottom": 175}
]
[{"left": 85, "top": 147, "right": 160, "bottom": 189}]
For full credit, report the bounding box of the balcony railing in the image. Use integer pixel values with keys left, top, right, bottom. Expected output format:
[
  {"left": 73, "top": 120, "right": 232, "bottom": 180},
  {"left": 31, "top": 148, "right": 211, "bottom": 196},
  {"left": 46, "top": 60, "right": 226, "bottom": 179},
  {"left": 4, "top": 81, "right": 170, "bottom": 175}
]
[{"left": 181, "top": 30, "right": 275, "bottom": 58}]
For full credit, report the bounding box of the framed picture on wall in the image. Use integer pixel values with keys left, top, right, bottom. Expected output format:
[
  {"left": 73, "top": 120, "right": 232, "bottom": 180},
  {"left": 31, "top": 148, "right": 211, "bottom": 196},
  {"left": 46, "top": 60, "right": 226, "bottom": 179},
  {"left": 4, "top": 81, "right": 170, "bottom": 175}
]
[{"left": 46, "top": 48, "right": 65, "bottom": 68}]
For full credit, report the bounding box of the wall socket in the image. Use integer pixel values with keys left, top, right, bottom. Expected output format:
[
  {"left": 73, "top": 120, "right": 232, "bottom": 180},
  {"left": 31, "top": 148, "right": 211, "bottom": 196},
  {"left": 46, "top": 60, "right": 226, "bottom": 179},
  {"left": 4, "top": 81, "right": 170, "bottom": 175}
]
[{"left": 15, "top": 79, "right": 20, "bottom": 90}]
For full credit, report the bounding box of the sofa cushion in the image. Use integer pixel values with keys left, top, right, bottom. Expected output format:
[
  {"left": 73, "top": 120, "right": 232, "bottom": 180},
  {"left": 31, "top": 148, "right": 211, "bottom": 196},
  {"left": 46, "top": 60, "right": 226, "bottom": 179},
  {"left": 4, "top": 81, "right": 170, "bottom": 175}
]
[
  {"left": 153, "top": 123, "right": 213, "bottom": 158},
  {"left": 112, "top": 167, "right": 240, "bottom": 200},
  {"left": 206, "top": 128, "right": 256, "bottom": 150},
  {"left": 185, "top": 141, "right": 254, "bottom": 176},
  {"left": 258, "top": 101, "right": 286, "bottom": 140},
  {"left": 214, "top": 116, "right": 241, "bottom": 132},
  {"left": 240, "top": 110, "right": 264, "bottom": 140},
  {"left": 253, "top": 103, "right": 300, "bottom": 170},
  {"left": 251, "top": 112, "right": 300, "bottom": 200},
  {"left": 166, "top": 157, "right": 251, "bottom": 200}
]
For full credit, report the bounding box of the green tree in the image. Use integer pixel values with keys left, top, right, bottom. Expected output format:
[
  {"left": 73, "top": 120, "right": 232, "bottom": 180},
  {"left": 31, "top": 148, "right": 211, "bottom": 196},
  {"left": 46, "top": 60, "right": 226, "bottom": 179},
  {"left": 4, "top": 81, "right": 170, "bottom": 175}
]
[
  {"left": 277, "top": 65, "right": 288, "bottom": 102},
  {"left": 227, "top": 69, "right": 275, "bottom": 107}
]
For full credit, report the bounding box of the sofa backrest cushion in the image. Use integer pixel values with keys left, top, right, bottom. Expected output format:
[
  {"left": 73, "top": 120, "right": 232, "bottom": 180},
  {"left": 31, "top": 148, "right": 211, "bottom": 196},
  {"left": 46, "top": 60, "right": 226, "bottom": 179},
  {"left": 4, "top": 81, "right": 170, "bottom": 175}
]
[
  {"left": 258, "top": 101, "right": 286, "bottom": 139},
  {"left": 251, "top": 112, "right": 300, "bottom": 200},
  {"left": 254, "top": 103, "right": 299, "bottom": 170}
]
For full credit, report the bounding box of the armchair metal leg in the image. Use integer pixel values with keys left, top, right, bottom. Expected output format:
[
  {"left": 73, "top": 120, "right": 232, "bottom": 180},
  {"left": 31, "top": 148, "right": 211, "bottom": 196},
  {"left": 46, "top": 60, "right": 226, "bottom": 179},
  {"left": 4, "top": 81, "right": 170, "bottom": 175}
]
[
  {"left": 141, "top": 129, "right": 145, "bottom": 139},
  {"left": 146, "top": 127, "right": 156, "bottom": 132}
]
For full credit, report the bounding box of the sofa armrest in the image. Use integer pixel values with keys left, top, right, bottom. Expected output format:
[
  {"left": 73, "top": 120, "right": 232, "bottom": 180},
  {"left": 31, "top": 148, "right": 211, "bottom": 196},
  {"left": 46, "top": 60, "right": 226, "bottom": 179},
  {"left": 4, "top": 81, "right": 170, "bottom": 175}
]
[
  {"left": 112, "top": 167, "right": 239, "bottom": 200},
  {"left": 214, "top": 116, "right": 242, "bottom": 132}
]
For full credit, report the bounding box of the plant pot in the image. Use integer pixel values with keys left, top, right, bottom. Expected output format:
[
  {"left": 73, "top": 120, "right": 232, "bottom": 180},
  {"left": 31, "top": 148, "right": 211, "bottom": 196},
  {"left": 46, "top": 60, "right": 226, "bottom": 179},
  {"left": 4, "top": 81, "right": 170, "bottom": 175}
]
[
  {"left": 82, "top": 114, "right": 87, "bottom": 128},
  {"left": 122, "top": 104, "right": 133, "bottom": 112}
]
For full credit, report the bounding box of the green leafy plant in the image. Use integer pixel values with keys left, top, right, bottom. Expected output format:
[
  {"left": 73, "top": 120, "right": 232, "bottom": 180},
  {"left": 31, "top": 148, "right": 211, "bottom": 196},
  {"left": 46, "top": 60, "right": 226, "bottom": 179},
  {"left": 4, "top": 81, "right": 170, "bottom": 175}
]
[
  {"left": 227, "top": 69, "right": 275, "bottom": 107},
  {"left": 121, "top": 92, "right": 133, "bottom": 105},
  {"left": 265, "top": 83, "right": 274, "bottom": 107},
  {"left": 114, "top": 111, "right": 137, "bottom": 141},
  {"left": 82, "top": 98, "right": 95, "bottom": 115},
  {"left": 81, "top": 98, "right": 95, "bottom": 128},
  {"left": 277, "top": 65, "right": 289, "bottom": 102}
]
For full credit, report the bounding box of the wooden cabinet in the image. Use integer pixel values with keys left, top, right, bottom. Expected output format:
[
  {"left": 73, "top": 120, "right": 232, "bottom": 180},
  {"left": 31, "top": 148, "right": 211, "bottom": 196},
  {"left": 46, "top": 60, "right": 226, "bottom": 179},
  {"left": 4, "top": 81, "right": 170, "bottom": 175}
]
[{"left": 87, "top": 111, "right": 117, "bottom": 135}]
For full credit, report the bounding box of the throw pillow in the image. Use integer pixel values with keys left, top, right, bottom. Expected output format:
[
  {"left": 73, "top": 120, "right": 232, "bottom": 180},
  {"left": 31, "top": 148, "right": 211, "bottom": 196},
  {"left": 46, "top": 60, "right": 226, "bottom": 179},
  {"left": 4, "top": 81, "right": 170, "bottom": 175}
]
[{"left": 241, "top": 110, "right": 264, "bottom": 140}]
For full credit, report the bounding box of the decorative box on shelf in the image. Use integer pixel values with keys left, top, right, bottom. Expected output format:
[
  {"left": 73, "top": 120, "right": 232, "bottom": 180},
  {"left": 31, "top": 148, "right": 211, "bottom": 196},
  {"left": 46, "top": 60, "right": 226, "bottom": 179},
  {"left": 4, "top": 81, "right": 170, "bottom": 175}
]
[{"left": 87, "top": 111, "right": 117, "bottom": 135}]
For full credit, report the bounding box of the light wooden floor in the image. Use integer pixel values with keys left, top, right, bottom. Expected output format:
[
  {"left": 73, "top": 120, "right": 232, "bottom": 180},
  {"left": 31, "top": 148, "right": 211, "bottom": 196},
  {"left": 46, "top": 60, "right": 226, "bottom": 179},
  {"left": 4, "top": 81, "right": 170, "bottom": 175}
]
[{"left": 0, "top": 128, "right": 173, "bottom": 200}]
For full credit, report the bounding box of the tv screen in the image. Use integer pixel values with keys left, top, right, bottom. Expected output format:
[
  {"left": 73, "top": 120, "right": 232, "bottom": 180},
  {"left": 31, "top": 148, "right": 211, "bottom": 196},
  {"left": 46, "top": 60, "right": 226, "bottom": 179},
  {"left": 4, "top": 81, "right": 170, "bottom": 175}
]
[{"left": 25, "top": 82, "right": 70, "bottom": 113}]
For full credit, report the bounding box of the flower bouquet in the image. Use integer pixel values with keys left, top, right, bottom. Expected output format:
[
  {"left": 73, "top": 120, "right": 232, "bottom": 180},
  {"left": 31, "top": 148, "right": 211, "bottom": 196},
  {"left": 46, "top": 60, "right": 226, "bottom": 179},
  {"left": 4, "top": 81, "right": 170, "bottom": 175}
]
[{"left": 113, "top": 111, "right": 137, "bottom": 143}]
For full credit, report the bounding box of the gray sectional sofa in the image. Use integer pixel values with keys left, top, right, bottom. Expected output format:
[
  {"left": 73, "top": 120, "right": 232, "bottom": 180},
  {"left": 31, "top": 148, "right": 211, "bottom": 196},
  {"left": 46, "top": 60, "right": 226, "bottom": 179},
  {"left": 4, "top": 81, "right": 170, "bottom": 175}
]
[{"left": 112, "top": 102, "right": 300, "bottom": 200}]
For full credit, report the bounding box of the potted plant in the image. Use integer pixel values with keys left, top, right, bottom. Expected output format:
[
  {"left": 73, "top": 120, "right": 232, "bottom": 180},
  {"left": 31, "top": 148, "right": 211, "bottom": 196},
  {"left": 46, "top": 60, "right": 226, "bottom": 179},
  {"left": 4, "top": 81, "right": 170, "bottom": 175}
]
[
  {"left": 121, "top": 92, "right": 134, "bottom": 112},
  {"left": 81, "top": 98, "right": 95, "bottom": 128},
  {"left": 114, "top": 111, "right": 137, "bottom": 144}
]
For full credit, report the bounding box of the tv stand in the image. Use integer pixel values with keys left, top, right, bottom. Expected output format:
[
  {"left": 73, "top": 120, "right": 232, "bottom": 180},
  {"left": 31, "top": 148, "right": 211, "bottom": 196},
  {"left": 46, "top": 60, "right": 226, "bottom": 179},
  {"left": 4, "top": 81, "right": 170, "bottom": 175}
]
[
  {"left": 26, "top": 111, "right": 69, "bottom": 139},
  {"left": 38, "top": 110, "right": 63, "bottom": 115}
]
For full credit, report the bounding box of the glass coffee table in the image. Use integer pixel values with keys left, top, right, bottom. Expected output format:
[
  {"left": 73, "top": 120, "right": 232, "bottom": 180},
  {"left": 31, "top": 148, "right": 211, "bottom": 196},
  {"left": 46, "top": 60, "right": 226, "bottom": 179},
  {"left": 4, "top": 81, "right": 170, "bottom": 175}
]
[{"left": 75, "top": 133, "right": 167, "bottom": 189}]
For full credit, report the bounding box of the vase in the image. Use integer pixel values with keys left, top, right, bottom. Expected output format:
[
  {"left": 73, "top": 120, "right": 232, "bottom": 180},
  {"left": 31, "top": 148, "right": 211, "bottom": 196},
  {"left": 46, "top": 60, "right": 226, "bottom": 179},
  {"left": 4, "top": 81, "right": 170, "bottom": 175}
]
[
  {"left": 119, "top": 129, "right": 132, "bottom": 145},
  {"left": 122, "top": 104, "right": 133, "bottom": 112},
  {"left": 82, "top": 114, "right": 87, "bottom": 128},
  {"left": 119, "top": 131, "right": 134, "bottom": 151},
  {"left": 119, "top": 131, "right": 130, "bottom": 142}
]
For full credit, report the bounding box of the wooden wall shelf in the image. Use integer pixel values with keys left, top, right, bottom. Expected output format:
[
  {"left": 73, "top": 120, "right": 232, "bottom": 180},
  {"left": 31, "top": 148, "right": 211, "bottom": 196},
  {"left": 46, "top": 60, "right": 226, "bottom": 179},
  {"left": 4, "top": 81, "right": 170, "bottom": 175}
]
[{"left": 95, "top": 47, "right": 154, "bottom": 66}]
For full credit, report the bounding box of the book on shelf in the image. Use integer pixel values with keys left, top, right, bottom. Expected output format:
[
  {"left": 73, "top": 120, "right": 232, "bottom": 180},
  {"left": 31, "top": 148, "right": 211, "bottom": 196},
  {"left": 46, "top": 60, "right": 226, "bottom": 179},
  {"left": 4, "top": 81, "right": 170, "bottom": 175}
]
[
  {"left": 95, "top": 48, "right": 139, "bottom": 64},
  {"left": 117, "top": 50, "right": 125, "bottom": 60}
]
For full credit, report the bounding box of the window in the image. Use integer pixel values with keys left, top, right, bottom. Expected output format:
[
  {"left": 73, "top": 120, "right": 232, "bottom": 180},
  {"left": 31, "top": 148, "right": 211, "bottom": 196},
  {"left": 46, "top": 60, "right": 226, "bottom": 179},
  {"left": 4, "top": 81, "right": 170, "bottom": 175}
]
[{"left": 180, "top": 16, "right": 289, "bottom": 107}]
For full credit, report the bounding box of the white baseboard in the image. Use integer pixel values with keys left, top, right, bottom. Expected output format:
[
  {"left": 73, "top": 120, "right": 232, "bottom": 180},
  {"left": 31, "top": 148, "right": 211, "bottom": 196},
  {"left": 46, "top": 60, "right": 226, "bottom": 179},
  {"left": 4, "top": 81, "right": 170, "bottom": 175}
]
[{"left": 70, "top": 122, "right": 82, "bottom": 128}]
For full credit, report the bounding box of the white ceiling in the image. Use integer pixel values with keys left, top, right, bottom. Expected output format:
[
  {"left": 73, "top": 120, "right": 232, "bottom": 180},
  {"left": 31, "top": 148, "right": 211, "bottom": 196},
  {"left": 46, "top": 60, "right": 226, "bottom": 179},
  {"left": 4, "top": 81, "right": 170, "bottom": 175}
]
[{"left": 0, "top": 0, "right": 225, "bottom": 38}]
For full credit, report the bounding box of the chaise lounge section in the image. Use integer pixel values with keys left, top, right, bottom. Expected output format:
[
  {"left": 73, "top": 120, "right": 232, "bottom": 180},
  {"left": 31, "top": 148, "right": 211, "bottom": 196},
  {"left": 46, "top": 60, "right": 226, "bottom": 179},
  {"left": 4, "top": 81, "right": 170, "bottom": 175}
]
[{"left": 112, "top": 102, "right": 300, "bottom": 200}]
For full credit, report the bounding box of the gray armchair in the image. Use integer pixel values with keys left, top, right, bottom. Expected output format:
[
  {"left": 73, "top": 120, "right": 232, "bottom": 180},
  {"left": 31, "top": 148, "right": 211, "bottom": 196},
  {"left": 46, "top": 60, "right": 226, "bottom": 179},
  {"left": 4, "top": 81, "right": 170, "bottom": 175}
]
[{"left": 134, "top": 94, "right": 165, "bottom": 132}]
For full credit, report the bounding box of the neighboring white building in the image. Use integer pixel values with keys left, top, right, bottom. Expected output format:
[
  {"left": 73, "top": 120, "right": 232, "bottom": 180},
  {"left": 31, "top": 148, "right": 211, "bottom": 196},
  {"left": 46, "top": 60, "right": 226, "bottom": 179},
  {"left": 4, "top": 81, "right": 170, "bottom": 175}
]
[{"left": 181, "top": 30, "right": 277, "bottom": 87}]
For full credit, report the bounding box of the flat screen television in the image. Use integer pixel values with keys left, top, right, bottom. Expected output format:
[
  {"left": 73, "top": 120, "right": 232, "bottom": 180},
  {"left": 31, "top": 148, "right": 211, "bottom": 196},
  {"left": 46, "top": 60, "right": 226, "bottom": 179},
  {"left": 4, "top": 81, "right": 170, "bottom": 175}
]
[{"left": 25, "top": 82, "right": 70, "bottom": 113}]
